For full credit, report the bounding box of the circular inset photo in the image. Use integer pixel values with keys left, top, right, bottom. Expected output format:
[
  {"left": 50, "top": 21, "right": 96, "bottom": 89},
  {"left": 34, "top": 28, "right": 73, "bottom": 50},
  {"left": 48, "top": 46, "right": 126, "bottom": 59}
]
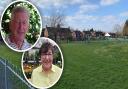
[
  {"left": 22, "top": 37, "right": 64, "bottom": 89},
  {"left": 0, "top": 0, "right": 42, "bottom": 52}
]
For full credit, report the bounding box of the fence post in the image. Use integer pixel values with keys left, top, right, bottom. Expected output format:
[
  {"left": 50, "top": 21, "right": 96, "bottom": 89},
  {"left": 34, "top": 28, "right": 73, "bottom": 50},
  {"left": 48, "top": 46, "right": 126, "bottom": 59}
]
[{"left": 5, "top": 59, "right": 7, "bottom": 89}]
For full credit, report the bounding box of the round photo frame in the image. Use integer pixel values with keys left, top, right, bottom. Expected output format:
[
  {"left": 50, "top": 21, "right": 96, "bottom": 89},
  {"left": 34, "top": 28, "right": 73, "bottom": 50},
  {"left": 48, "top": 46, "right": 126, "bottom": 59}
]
[
  {"left": 0, "top": 0, "right": 42, "bottom": 52},
  {"left": 21, "top": 37, "right": 64, "bottom": 89}
]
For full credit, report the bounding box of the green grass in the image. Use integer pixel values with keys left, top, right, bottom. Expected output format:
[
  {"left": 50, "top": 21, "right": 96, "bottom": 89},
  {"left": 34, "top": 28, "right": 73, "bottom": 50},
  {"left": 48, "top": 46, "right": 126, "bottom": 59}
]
[
  {"left": 0, "top": 43, "right": 22, "bottom": 67},
  {"left": 51, "top": 41, "right": 128, "bottom": 89},
  {"left": 0, "top": 41, "right": 128, "bottom": 89}
]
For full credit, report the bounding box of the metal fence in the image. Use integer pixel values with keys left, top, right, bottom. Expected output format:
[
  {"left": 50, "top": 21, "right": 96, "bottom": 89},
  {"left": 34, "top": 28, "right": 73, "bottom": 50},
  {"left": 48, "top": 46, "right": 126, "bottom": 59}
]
[{"left": 0, "top": 57, "right": 35, "bottom": 89}]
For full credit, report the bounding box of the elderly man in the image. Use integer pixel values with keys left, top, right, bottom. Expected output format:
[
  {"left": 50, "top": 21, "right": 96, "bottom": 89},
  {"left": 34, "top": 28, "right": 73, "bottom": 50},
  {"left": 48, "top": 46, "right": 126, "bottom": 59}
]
[
  {"left": 5, "top": 6, "right": 31, "bottom": 50},
  {"left": 31, "top": 42, "right": 62, "bottom": 88}
]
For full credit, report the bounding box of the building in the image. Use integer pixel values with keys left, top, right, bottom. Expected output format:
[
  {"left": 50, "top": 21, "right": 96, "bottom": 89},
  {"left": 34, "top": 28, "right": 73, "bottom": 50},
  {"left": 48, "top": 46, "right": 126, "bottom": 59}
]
[{"left": 42, "top": 25, "right": 71, "bottom": 42}]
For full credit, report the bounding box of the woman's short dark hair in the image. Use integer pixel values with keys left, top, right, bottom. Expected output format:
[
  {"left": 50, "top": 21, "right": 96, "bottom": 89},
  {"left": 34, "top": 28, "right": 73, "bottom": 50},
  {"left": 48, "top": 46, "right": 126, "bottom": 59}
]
[{"left": 39, "top": 42, "right": 54, "bottom": 56}]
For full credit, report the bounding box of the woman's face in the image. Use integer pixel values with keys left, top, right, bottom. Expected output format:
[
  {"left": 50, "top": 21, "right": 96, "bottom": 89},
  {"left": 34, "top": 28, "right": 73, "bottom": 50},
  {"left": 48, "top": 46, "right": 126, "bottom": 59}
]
[{"left": 41, "top": 49, "right": 53, "bottom": 71}]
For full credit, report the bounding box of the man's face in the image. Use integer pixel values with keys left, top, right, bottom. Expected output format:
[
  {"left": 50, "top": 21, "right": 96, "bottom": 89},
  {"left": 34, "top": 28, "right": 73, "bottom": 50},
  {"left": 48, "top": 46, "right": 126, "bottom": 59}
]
[
  {"left": 41, "top": 49, "right": 53, "bottom": 71},
  {"left": 9, "top": 12, "right": 29, "bottom": 41}
]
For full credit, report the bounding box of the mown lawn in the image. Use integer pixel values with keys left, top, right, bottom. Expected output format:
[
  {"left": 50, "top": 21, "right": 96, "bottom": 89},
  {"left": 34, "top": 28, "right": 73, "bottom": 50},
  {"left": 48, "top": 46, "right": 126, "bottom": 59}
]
[
  {"left": 0, "top": 41, "right": 128, "bottom": 89},
  {"left": 0, "top": 43, "right": 22, "bottom": 67},
  {"left": 52, "top": 41, "right": 128, "bottom": 89}
]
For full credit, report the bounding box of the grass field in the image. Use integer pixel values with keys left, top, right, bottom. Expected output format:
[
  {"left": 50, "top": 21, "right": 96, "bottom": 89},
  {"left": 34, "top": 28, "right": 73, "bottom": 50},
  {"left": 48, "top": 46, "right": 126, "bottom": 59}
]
[
  {"left": 0, "top": 41, "right": 128, "bottom": 89},
  {"left": 0, "top": 43, "right": 22, "bottom": 66},
  {"left": 52, "top": 41, "right": 128, "bottom": 89}
]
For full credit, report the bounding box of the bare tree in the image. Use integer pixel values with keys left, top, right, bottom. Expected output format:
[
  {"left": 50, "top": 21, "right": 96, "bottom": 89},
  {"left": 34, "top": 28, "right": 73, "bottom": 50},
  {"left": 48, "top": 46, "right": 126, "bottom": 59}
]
[
  {"left": 49, "top": 11, "right": 65, "bottom": 27},
  {"left": 113, "top": 24, "right": 122, "bottom": 37},
  {"left": 43, "top": 9, "right": 66, "bottom": 42}
]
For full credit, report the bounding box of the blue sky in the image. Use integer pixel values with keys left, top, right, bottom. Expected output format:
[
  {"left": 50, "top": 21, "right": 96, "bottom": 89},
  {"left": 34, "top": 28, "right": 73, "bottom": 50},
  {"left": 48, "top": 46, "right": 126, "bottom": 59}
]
[{"left": 0, "top": 0, "right": 128, "bottom": 32}]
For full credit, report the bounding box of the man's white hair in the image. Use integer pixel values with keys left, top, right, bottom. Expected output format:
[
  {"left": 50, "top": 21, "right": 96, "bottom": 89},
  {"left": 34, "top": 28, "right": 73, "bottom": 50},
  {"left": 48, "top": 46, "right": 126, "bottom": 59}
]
[{"left": 11, "top": 6, "right": 30, "bottom": 20}]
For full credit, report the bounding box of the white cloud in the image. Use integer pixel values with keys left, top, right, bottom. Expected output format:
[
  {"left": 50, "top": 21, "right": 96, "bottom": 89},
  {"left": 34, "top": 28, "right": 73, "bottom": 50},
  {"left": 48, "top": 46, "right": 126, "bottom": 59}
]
[
  {"left": 100, "top": 15, "right": 120, "bottom": 32},
  {"left": 65, "top": 14, "right": 123, "bottom": 32},
  {"left": 100, "top": 0, "right": 120, "bottom": 6},
  {"left": 101, "top": 15, "right": 118, "bottom": 23},
  {"left": 0, "top": 0, "right": 12, "bottom": 15},
  {"left": 120, "top": 11, "right": 128, "bottom": 17},
  {"left": 30, "top": 0, "right": 124, "bottom": 32},
  {"left": 66, "top": 3, "right": 99, "bottom": 30},
  {"left": 70, "top": 0, "right": 87, "bottom": 5},
  {"left": 0, "top": 7, "right": 4, "bottom": 14},
  {"left": 68, "top": 14, "right": 98, "bottom": 22},
  {"left": 30, "top": 0, "right": 88, "bottom": 10},
  {"left": 77, "top": 4, "right": 99, "bottom": 14},
  {"left": 65, "top": 14, "right": 99, "bottom": 30},
  {"left": 31, "top": 0, "right": 62, "bottom": 9}
]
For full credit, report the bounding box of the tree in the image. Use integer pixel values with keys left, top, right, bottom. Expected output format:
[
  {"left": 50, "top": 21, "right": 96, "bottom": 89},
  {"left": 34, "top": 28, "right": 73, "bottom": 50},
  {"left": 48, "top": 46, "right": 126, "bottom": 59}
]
[
  {"left": 113, "top": 24, "right": 122, "bottom": 37},
  {"left": 44, "top": 9, "right": 66, "bottom": 42},
  {"left": 123, "top": 20, "right": 128, "bottom": 36},
  {"left": 49, "top": 11, "right": 65, "bottom": 27}
]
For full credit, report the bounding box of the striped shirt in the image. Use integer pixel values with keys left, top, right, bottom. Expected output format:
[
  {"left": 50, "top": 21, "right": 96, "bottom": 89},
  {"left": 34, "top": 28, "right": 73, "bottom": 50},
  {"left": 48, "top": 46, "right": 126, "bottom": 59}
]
[{"left": 5, "top": 36, "right": 31, "bottom": 50}]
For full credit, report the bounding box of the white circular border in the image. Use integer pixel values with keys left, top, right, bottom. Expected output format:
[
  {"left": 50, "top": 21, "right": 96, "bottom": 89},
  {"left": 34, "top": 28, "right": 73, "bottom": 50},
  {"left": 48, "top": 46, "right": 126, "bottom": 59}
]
[
  {"left": 21, "top": 37, "right": 64, "bottom": 89},
  {"left": 0, "top": 0, "right": 42, "bottom": 52}
]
